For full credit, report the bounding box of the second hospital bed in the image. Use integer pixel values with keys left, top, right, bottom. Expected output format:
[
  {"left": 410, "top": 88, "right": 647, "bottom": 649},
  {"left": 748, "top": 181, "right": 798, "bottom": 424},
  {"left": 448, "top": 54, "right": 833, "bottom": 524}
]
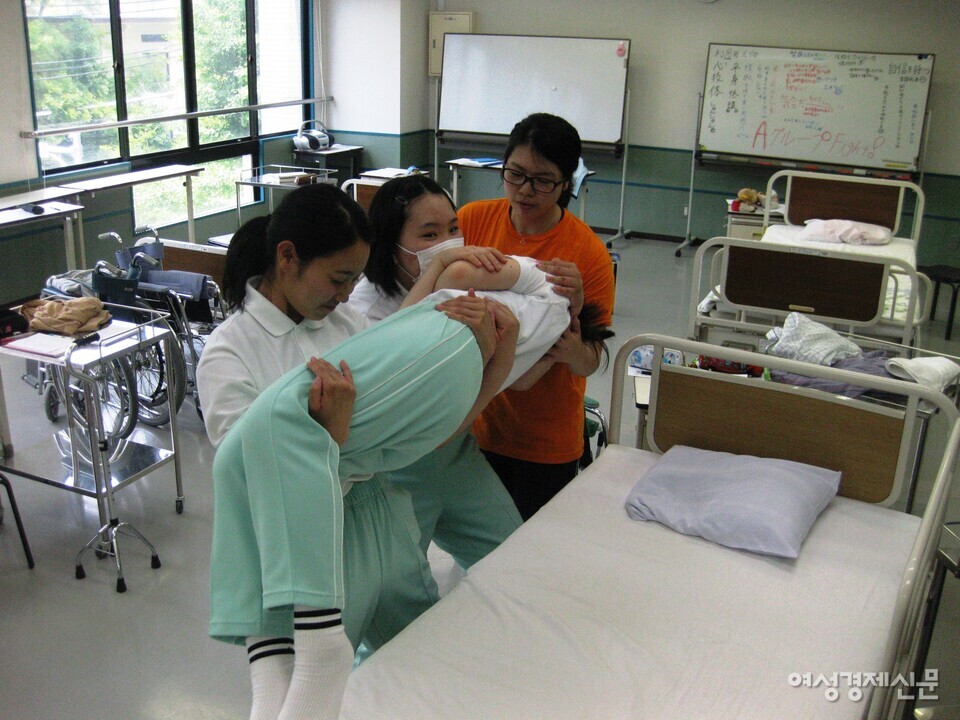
[
  {"left": 692, "top": 169, "right": 930, "bottom": 349},
  {"left": 689, "top": 235, "right": 932, "bottom": 351},
  {"left": 340, "top": 334, "right": 959, "bottom": 720}
]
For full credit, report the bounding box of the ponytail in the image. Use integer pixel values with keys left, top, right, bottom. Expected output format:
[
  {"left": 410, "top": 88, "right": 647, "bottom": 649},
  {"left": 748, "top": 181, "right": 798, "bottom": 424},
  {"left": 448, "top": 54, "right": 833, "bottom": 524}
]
[
  {"left": 577, "top": 303, "right": 615, "bottom": 371},
  {"left": 222, "top": 215, "right": 271, "bottom": 312}
]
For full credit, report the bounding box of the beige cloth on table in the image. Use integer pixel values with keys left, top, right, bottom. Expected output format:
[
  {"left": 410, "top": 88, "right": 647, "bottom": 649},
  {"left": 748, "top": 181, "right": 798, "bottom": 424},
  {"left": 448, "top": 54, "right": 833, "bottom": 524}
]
[{"left": 21, "top": 297, "right": 111, "bottom": 336}]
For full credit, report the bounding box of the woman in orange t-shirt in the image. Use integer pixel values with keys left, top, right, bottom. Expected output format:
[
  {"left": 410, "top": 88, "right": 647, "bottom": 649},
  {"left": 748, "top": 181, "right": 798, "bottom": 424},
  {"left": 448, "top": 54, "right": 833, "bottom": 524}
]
[{"left": 458, "top": 113, "right": 616, "bottom": 520}]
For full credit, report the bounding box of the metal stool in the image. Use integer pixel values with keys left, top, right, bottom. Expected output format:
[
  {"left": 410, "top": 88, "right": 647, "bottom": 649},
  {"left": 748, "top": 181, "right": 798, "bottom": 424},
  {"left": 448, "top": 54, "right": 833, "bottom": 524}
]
[
  {"left": 0, "top": 472, "right": 35, "bottom": 569},
  {"left": 918, "top": 265, "right": 960, "bottom": 340}
]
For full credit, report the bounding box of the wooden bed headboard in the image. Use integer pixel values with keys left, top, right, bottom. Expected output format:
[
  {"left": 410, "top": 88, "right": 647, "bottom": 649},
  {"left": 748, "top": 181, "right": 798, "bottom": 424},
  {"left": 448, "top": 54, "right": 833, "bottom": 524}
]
[
  {"left": 786, "top": 175, "right": 901, "bottom": 228},
  {"left": 724, "top": 244, "right": 887, "bottom": 323},
  {"left": 650, "top": 366, "right": 904, "bottom": 504}
]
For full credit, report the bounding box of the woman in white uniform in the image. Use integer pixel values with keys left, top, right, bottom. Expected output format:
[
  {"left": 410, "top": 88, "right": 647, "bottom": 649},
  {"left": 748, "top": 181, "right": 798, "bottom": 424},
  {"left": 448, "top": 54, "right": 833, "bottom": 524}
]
[
  {"left": 211, "top": 233, "right": 597, "bottom": 720},
  {"left": 198, "top": 183, "right": 499, "bottom": 720}
]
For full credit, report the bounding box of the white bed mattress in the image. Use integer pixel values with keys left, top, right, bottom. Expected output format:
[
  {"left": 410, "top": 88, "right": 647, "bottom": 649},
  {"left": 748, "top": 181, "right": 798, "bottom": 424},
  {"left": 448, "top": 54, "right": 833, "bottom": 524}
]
[
  {"left": 341, "top": 444, "right": 920, "bottom": 720},
  {"left": 762, "top": 224, "right": 917, "bottom": 269}
]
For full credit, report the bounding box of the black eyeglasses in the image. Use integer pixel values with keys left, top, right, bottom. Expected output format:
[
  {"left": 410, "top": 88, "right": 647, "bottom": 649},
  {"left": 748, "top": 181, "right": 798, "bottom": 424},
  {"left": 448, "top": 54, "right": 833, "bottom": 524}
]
[{"left": 501, "top": 167, "right": 565, "bottom": 194}]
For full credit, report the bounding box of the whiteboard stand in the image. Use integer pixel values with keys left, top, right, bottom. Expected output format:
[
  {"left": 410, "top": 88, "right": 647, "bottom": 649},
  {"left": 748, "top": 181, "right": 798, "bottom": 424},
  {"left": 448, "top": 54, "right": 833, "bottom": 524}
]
[
  {"left": 675, "top": 93, "right": 704, "bottom": 258},
  {"left": 606, "top": 89, "right": 632, "bottom": 248}
]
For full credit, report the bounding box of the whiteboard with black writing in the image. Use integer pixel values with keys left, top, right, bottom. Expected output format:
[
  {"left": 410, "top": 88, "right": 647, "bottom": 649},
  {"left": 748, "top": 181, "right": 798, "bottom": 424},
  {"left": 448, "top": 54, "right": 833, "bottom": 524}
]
[
  {"left": 439, "top": 34, "right": 629, "bottom": 145},
  {"left": 698, "top": 44, "right": 934, "bottom": 172}
]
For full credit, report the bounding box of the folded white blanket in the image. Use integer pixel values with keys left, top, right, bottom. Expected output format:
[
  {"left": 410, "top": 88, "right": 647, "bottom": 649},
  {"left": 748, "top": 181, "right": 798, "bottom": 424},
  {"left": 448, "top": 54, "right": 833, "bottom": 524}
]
[
  {"left": 798, "top": 219, "right": 893, "bottom": 246},
  {"left": 885, "top": 356, "right": 960, "bottom": 393}
]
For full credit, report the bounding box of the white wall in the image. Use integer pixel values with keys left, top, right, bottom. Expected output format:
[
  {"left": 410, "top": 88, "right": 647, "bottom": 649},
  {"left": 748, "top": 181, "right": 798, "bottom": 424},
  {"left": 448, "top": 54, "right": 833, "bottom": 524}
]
[
  {"left": 1, "top": 3, "right": 40, "bottom": 184},
  {"left": 427, "top": 0, "right": 960, "bottom": 174},
  {"left": 321, "top": 0, "right": 404, "bottom": 133}
]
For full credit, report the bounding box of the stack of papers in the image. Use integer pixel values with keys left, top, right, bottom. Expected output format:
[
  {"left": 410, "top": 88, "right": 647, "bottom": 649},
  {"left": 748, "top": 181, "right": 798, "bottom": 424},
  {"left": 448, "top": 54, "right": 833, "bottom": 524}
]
[
  {"left": 360, "top": 168, "right": 419, "bottom": 179},
  {"left": 1, "top": 332, "right": 74, "bottom": 358},
  {"left": 450, "top": 158, "right": 502, "bottom": 167}
]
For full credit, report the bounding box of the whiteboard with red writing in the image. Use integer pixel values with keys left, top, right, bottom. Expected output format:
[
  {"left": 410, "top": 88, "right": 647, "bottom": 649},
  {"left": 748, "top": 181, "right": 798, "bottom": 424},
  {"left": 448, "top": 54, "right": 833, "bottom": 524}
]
[{"left": 697, "top": 44, "right": 934, "bottom": 173}]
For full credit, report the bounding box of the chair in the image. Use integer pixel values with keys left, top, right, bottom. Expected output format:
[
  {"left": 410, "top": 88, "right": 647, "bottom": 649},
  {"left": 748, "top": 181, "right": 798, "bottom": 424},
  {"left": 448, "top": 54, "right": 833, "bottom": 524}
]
[{"left": 0, "top": 472, "right": 35, "bottom": 569}]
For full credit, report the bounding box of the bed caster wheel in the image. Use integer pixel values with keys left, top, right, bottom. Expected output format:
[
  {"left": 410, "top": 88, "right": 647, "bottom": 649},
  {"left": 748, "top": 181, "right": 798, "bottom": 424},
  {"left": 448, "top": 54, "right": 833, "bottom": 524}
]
[
  {"left": 675, "top": 249, "right": 682, "bottom": 258},
  {"left": 75, "top": 564, "right": 86, "bottom": 580},
  {"left": 175, "top": 498, "right": 184, "bottom": 514},
  {"left": 116, "top": 577, "right": 127, "bottom": 593},
  {"left": 151, "top": 554, "right": 161, "bottom": 569},
  {"left": 95, "top": 548, "right": 108, "bottom": 559}
]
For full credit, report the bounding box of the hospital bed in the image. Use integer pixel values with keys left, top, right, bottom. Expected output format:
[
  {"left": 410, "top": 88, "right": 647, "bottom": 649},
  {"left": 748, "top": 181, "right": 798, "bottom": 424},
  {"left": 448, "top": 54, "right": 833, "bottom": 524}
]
[
  {"left": 689, "top": 236, "right": 932, "bottom": 351},
  {"left": 761, "top": 169, "right": 925, "bottom": 265},
  {"left": 341, "top": 334, "right": 959, "bottom": 720}
]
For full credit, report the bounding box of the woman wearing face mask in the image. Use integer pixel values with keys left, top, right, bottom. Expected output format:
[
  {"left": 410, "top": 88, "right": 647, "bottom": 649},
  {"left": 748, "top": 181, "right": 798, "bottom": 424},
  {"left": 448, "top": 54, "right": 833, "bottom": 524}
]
[
  {"left": 458, "top": 113, "right": 617, "bottom": 521},
  {"left": 346, "top": 175, "right": 529, "bottom": 573}
]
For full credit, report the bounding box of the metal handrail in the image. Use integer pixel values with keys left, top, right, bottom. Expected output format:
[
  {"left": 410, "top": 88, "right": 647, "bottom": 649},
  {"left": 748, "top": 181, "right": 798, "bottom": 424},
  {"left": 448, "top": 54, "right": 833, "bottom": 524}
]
[{"left": 20, "top": 96, "right": 334, "bottom": 140}]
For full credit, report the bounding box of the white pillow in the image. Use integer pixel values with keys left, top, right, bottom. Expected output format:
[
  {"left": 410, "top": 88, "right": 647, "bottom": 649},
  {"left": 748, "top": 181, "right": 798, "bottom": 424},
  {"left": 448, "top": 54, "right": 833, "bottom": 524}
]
[
  {"left": 798, "top": 219, "right": 893, "bottom": 246},
  {"left": 624, "top": 445, "right": 840, "bottom": 558},
  {"left": 765, "top": 312, "right": 863, "bottom": 366}
]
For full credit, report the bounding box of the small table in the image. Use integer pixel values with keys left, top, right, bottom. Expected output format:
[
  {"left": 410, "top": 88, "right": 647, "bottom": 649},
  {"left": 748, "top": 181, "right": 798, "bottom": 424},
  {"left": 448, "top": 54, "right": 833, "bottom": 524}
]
[
  {"left": 634, "top": 372, "right": 652, "bottom": 449},
  {"left": 724, "top": 199, "right": 785, "bottom": 241},
  {"left": 917, "top": 265, "right": 960, "bottom": 341},
  {"left": 0, "top": 316, "right": 184, "bottom": 591},
  {"left": 235, "top": 165, "right": 337, "bottom": 228},
  {"left": 446, "top": 159, "right": 595, "bottom": 221},
  {"left": 293, "top": 144, "right": 364, "bottom": 182},
  {"left": 0, "top": 197, "right": 84, "bottom": 269},
  {"left": 342, "top": 169, "right": 431, "bottom": 212},
  {"left": 61, "top": 164, "right": 204, "bottom": 246}
]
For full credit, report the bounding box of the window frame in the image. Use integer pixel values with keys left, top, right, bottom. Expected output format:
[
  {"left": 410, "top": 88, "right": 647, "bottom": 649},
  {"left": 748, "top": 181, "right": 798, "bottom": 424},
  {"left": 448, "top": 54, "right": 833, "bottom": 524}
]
[{"left": 26, "top": 0, "right": 312, "bottom": 177}]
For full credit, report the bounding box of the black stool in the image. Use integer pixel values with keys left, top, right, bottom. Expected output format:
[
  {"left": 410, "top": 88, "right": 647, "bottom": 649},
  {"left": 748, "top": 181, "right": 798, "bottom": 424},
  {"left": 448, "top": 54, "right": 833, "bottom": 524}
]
[
  {"left": 0, "top": 472, "right": 35, "bottom": 569},
  {"left": 918, "top": 265, "right": 960, "bottom": 341}
]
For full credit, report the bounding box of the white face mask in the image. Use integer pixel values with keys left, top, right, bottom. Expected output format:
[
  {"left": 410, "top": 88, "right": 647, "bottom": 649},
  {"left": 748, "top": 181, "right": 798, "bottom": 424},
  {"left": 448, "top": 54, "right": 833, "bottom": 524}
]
[{"left": 397, "top": 237, "right": 465, "bottom": 280}]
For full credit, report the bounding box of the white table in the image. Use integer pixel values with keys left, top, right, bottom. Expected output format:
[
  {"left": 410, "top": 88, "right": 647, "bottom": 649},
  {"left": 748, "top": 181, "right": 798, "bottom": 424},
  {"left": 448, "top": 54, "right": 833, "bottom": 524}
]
[
  {"left": 634, "top": 372, "right": 651, "bottom": 448},
  {"left": 61, "top": 164, "right": 204, "bottom": 246},
  {"left": 0, "top": 197, "right": 85, "bottom": 269},
  {"left": 446, "top": 159, "right": 595, "bottom": 221}
]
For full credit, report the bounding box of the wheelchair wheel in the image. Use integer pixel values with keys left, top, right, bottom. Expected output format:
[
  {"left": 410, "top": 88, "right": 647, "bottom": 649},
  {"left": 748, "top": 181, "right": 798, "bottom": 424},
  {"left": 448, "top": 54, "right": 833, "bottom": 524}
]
[
  {"left": 130, "top": 339, "right": 187, "bottom": 426},
  {"left": 49, "top": 358, "right": 140, "bottom": 440},
  {"left": 44, "top": 383, "right": 61, "bottom": 422},
  {"left": 126, "top": 303, "right": 188, "bottom": 427}
]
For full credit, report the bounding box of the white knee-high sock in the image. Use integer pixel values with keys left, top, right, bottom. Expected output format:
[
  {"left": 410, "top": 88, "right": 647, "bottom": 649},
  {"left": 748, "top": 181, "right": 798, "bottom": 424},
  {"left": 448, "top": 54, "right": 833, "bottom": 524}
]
[
  {"left": 246, "top": 636, "right": 295, "bottom": 720},
  {"left": 277, "top": 608, "right": 354, "bottom": 720}
]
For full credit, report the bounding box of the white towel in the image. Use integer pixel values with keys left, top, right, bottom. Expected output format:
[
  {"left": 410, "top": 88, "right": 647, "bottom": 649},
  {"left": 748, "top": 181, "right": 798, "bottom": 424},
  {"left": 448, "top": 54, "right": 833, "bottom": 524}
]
[{"left": 885, "top": 356, "right": 960, "bottom": 393}]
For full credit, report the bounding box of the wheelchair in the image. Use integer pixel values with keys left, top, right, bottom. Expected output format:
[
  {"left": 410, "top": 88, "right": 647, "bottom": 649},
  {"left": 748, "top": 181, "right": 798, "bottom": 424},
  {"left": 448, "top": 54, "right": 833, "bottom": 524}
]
[{"left": 36, "top": 230, "right": 225, "bottom": 436}]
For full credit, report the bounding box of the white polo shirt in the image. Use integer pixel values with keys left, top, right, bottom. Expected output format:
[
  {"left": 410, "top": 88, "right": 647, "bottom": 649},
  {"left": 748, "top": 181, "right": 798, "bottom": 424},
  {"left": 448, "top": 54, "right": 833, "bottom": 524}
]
[
  {"left": 346, "top": 275, "right": 405, "bottom": 322},
  {"left": 196, "top": 277, "right": 370, "bottom": 448}
]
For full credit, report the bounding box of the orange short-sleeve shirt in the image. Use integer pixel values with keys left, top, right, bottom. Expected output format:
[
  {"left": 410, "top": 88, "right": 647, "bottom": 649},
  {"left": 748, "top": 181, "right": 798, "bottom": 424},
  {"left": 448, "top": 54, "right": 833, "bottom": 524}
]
[{"left": 459, "top": 198, "right": 616, "bottom": 464}]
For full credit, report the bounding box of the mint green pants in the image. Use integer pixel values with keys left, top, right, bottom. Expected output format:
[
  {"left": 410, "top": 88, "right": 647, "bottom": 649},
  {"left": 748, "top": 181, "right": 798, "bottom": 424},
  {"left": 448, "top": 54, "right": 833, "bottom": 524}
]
[
  {"left": 388, "top": 430, "right": 521, "bottom": 569},
  {"left": 209, "top": 302, "right": 482, "bottom": 646}
]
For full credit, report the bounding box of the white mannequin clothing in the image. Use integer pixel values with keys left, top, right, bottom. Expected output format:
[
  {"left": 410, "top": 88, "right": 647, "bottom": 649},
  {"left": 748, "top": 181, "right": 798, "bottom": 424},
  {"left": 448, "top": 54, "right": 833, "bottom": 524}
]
[{"left": 417, "top": 256, "right": 570, "bottom": 390}]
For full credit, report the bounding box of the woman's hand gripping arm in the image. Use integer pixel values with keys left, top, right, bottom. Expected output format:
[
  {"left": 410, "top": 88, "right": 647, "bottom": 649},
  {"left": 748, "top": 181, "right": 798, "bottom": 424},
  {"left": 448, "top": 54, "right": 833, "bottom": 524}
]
[{"left": 306, "top": 357, "right": 356, "bottom": 446}]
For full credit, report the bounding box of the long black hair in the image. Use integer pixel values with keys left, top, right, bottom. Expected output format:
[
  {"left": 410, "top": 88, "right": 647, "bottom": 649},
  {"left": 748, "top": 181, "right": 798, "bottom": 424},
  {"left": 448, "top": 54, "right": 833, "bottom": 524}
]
[
  {"left": 365, "top": 175, "right": 456, "bottom": 298},
  {"left": 504, "top": 113, "right": 582, "bottom": 210},
  {"left": 578, "top": 302, "right": 615, "bottom": 370},
  {"left": 222, "top": 183, "right": 371, "bottom": 311}
]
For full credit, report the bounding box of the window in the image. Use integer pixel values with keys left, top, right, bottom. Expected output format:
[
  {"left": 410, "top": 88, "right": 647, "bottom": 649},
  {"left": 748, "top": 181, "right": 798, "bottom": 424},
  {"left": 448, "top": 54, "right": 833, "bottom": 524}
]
[{"left": 25, "top": 0, "right": 308, "bottom": 220}]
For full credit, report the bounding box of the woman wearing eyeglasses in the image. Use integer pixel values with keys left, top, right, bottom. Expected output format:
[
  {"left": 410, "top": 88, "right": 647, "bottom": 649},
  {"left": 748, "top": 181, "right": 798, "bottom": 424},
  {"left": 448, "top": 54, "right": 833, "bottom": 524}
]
[{"left": 458, "top": 112, "right": 617, "bottom": 520}]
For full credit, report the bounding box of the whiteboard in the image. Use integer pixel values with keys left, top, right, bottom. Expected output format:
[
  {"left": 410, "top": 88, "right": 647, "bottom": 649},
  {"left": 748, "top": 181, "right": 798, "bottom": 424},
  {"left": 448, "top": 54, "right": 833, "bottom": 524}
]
[
  {"left": 439, "top": 34, "right": 629, "bottom": 145},
  {"left": 698, "top": 44, "right": 934, "bottom": 173}
]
